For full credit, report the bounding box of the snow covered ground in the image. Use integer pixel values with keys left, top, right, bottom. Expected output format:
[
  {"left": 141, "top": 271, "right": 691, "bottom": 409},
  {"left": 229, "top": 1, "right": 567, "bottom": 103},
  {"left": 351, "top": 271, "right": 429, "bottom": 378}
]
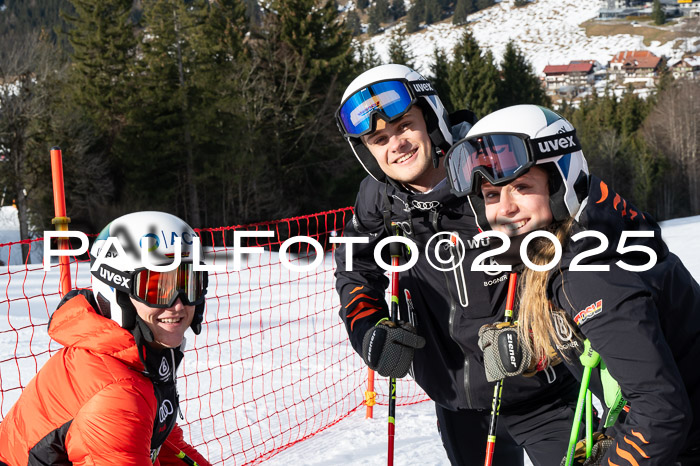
[
  {"left": 361, "top": 0, "right": 699, "bottom": 76},
  {"left": 2, "top": 212, "right": 697, "bottom": 465}
]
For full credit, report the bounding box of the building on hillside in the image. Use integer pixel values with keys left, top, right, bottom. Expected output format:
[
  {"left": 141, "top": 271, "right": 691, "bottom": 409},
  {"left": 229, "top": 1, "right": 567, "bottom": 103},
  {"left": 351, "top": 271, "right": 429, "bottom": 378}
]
[
  {"left": 598, "top": 0, "right": 647, "bottom": 19},
  {"left": 542, "top": 60, "right": 602, "bottom": 97},
  {"left": 608, "top": 50, "right": 663, "bottom": 86},
  {"left": 599, "top": 0, "right": 646, "bottom": 8},
  {"left": 676, "top": 0, "right": 700, "bottom": 17},
  {"left": 598, "top": 0, "right": 696, "bottom": 18},
  {"left": 668, "top": 56, "right": 700, "bottom": 79}
]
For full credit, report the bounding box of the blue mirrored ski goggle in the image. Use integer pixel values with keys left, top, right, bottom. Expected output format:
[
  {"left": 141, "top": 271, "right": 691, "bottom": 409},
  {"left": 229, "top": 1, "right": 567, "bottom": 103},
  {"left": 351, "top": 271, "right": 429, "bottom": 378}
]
[
  {"left": 446, "top": 130, "right": 580, "bottom": 196},
  {"left": 336, "top": 79, "right": 436, "bottom": 138}
]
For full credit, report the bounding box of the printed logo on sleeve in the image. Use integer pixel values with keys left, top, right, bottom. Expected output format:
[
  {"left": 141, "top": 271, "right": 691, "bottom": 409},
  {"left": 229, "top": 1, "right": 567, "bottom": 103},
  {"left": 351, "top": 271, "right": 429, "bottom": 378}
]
[{"left": 574, "top": 299, "right": 603, "bottom": 325}]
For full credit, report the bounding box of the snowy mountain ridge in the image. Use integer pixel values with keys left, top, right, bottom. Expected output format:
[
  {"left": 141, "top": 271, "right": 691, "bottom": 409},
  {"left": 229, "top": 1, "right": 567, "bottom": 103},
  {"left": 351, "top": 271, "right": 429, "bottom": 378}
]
[{"left": 356, "top": 0, "right": 699, "bottom": 76}]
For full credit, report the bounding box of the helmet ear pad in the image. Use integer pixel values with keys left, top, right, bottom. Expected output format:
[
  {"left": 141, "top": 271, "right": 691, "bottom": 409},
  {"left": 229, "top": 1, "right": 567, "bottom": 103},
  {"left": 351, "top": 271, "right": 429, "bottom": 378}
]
[
  {"left": 541, "top": 163, "right": 589, "bottom": 223},
  {"left": 116, "top": 291, "right": 138, "bottom": 330},
  {"left": 415, "top": 100, "right": 451, "bottom": 156},
  {"left": 95, "top": 292, "right": 112, "bottom": 319},
  {"left": 191, "top": 302, "right": 204, "bottom": 335}
]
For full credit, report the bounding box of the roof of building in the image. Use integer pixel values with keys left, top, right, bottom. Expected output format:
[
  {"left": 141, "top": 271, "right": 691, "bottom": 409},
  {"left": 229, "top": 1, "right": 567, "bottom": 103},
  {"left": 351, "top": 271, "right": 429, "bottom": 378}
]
[
  {"left": 543, "top": 62, "right": 594, "bottom": 75},
  {"left": 610, "top": 50, "right": 662, "bottom": 69},
  {"left": 669, "top": 56, "right": 700, "bottom": 68}
]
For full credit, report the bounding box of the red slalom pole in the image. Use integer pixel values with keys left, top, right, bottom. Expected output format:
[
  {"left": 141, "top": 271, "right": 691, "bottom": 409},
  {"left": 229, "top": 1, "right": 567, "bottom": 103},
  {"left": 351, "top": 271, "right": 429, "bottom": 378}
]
[
  {"left": 484, "top": 272, "right": 518, "bottom": 466},
  {"left": 50, "top": 147, "right": 72, "bottom": 297},
  {"left": 387, "top": 232, "right": 402, "bottom": 466}
]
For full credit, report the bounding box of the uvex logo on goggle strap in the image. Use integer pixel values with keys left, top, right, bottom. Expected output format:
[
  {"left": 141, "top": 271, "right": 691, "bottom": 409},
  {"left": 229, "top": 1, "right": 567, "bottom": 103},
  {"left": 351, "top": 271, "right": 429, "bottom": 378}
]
[
  {"left": 532, "top": 130, "right": 581, "bottom": 158},
  {"left": 94, "top": 263, "right": 131, "bottom": 292},
  {"left": 410, "top": 80, "right": 436, "bottom": 96}
]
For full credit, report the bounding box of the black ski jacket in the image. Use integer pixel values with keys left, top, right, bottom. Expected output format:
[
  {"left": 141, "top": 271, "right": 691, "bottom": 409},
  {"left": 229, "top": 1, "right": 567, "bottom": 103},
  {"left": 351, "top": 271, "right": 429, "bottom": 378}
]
[
  {"left": 550, "top": 176, "right": 700, "bottom": 465},
  {"left": 335, "top": 118, "right": 577, "bottom": 410}
]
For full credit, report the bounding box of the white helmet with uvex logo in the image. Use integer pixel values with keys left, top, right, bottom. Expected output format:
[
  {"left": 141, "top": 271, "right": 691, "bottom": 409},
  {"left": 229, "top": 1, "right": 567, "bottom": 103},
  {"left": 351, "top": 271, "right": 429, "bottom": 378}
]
[
  {"left": 464, "top": 105, "right": 590, "bottom": 230},
  {"left": 336, "top": 63, "right": 453, "bottom": 182},
  {"left": 90, "top": 211, "right": 207, "bottom": 334}
]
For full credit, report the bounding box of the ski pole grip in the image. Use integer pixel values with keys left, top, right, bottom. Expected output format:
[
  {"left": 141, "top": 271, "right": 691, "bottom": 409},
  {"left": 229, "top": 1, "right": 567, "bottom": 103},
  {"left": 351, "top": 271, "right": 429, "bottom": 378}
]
[
  {"left": 389, "top": 238, "right": 402, "bottom": 257},
  {"left": 579, "top": 339, "right": 600, "bottom": 368}
]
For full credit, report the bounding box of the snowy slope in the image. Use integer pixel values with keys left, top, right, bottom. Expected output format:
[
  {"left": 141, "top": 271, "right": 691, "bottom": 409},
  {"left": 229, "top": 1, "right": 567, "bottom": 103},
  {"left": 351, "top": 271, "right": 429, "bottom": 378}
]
[{"left": 360, "top": 0, "right": 700, "bottom": 75}]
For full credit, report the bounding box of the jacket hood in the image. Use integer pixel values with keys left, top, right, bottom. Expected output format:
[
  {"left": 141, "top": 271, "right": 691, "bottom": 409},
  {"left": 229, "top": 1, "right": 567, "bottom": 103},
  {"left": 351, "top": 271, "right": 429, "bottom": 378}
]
[{"left": 48, "top": 293, "right": 144, "bottom": 371}]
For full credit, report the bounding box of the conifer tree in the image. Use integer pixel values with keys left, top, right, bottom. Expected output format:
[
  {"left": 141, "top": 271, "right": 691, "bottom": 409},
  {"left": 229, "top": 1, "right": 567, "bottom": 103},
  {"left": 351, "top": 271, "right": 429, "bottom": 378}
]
[
  {"left": 62, "top": 0, "right": 135, "bottom": 136},
  {"left": 356, "top": 42, "right": 383, "bottom": 71},
  {"left": 476, "top": 0, "right": 494, "bottom": 10},
  {"left": 374, "top": 0, "right": 390, "bottom": 22},
  {"left": 356, "top": 0, "right": 369, "bottom": 10},
  {"left": 498, "top": 40, "right": 549, "bottom": 108},
  {"left": 617, "top": 88, "right": 648, "bottom": 137},
  {"left": 242, "top": 0, "right": 262, "bottom": 29},
  {"left": 652, "top": 0, "right": 665, "bottom": 25},
  {"left": 390, "top": 0, "right": 406, "bottom": 20},
  {"left": 124, "top": 0, "right": 248, "bottom": 225},
  {"left": 367, "top": 8, "right": 381, "bottom": 35},
  {"left": 430, "top": 47, "right": 453, "bottom": 112},
  {"left": 424, "top": 0, "right": 441, "bottom": 24},
  {"left": 240, "top": 0, "right": 355, "bottom": 220},
  {"left": 0, "top": 0, "right": 72, "bottom": 61},
  {"left": 387, "top": 26, "right": 414, "bottom": 67},
  {"left": 406, "top": 0, "right": 424, "bottom": 32},
  {"left": 447, "top": 29, "right": 498, "bottom": 117},
  {"left": 452, "top": 0, "right": 469, "bottom": 26},
  {"left": 346, "top": 9, "right": 362, "bottom": 36}
]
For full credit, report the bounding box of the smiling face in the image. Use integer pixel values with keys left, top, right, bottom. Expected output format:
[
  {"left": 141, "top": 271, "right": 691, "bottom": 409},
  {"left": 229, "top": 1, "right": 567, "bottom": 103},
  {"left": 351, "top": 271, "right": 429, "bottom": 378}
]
[
  {"left": 361, "top": 105, "right": 443, "bottom": 192},
  {"left": 482, "top": 166, "right": 553, "bottom": 236},
  {"left": 131, "top": 297, "right": 194, "bottom": 349}
]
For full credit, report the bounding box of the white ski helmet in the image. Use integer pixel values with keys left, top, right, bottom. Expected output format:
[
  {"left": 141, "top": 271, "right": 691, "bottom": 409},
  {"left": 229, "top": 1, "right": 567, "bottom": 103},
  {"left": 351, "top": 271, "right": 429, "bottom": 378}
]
[
  {"left": 336, "top": 64, "right": 453, "bottom": 182},
  {"left": 445, "top": 105, "right": 589, "bottom": 230},
  {"left": 90, "top": 211, "right": 207, "bottom": 334}
]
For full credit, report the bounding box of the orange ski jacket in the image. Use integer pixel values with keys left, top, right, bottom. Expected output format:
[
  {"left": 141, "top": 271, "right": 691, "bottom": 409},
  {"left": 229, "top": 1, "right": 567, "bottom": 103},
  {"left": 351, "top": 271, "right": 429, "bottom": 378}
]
[{"left": 0, "top": 292, "right": 211, "bottom": 466}]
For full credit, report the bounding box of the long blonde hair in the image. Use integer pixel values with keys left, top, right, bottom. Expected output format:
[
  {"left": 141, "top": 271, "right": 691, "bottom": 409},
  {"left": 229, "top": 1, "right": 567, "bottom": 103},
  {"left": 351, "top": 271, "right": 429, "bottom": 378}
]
[{"left": 517, "top": 218, "right": 579, "bottom": 365}]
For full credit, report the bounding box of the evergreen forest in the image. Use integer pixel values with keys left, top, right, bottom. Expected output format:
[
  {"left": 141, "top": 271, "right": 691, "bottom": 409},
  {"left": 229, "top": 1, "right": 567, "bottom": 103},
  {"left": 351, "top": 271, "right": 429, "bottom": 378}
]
[{"left": 0, "top": 0, "right": 698, "bottom": 258}]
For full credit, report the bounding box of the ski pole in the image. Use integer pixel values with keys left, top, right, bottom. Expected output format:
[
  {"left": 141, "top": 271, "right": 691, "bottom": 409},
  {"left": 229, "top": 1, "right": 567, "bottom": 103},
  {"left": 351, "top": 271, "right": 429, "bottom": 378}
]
[
  {"left": 564, "top": 339, "right": 600, "bottom": 466},
  {"left": 387, "top": 232, "right": 402, "bottom": 466},
  {"left": 586, "top": 389, "right": 593, "bottom": 458},
  {"left": 484, "top": 272, "right": 518, "bottom": 466},
  {"left": 165, "top": 439, "right": 200, "bottom": 466}
]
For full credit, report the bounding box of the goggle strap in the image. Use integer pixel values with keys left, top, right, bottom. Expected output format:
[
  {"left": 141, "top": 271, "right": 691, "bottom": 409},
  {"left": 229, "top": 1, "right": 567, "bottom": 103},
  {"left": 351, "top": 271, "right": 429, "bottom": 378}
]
[
  {"left": 530, "top": 129, "right": 581, "bottom": 160},
  {"left": 92, "top": 262, "right": 132, "bottom": 293},
  {"left": 407, "top": 80, "right": 437, "bottom": 97}
]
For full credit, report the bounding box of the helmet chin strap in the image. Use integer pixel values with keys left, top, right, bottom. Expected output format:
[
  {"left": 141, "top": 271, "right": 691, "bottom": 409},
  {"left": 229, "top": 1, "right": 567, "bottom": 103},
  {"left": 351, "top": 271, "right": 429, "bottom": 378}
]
[
  {"left": 432, "top": 144, "right": 441, "bottom": 168},
  {"left": 115, "top": 291, "right": 155, "bottom": 343}
]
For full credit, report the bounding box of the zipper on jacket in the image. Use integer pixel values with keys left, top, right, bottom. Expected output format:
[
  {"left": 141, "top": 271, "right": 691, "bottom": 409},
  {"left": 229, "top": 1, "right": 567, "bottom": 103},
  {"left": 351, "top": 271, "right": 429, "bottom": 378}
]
[
  {"left": 462, "top": 355, "right": 473, "bottom": 409},
  {"left": 446, "top": 282, "right": 473, "bottom": 409}
]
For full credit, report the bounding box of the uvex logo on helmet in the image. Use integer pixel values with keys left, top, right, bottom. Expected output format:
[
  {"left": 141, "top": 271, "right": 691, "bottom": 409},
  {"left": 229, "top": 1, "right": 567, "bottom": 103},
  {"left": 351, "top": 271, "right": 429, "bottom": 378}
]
[
  {"left": 531, "top": 129, "right": 582, "bottom": 159},
  {"left": 410, "top": 81, "right": 435, "bottom": 95},
  {"left": 97, "top": 265, "right": 131, "bottom": 291},
  {"left": 411, "top": 82, "right": 433, "bottom": 92},
  {"left": 537, "top": 135, "right": 576, "bottom": 153}
]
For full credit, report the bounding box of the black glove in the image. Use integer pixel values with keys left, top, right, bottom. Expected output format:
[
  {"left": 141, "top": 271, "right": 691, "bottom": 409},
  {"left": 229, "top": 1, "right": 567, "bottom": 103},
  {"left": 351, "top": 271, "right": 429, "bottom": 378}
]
[
  {"left": 362, "top": 319, "right": 425, "bottom": 378},
  {"left": 478, "top": 322, "right": 533, "bottom": 382},
  {"left": 560, "top": 432, "right": 614, "bottom": 466}
]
